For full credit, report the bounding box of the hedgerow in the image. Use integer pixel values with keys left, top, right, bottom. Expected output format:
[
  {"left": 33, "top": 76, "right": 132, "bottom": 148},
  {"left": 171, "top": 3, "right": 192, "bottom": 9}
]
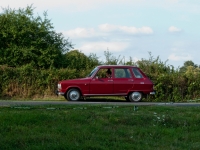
[{"left": 0, "top": 59, "right": 200, "bottom": 101}]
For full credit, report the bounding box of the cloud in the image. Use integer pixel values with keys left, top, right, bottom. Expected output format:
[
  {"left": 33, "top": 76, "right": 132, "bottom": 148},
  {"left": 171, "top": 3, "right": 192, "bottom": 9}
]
[
  {"left": 168, "top": 26, "right": 182, "bottom": 33},
  {"left": 168, "top": 53, "right": 192, "bottom": 61},
  {"left": 79, "top": 42, "right": 129, "bottom": 54},
  {"left": 64, "top": 24, "right": 153, "bottom": 39},
  {"left": 63, "top": 28, "right": 98, "bottom": 38},
  {"left": 64, "top": 24, "right": 153, "bottom": 57},
  {"left": 1, "top": 0, "right": 200, "bottom": 13},
  {"left": 99, "top": 24, "right": 153, "bottom": 35}
]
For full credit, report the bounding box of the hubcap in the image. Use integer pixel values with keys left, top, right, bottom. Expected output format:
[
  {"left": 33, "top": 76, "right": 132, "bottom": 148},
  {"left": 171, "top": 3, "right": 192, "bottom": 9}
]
[
  {"left": 131, "top": 92, "right": 142, "bottom": 102},
  {"left": 69, "top": 90, "right": 79, "bottom": 101}
]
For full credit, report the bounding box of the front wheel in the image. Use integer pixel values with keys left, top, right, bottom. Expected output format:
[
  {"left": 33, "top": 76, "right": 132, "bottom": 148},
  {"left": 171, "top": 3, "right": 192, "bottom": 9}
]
[
  {"left": 125, "top": 96, "right": 130, "bottom": 102},
  {"left": 129, "top": 92, "right": 142, "bottom": 102},
  {"left": 66, "top": 88, "right": 81, "bottom": 101}
]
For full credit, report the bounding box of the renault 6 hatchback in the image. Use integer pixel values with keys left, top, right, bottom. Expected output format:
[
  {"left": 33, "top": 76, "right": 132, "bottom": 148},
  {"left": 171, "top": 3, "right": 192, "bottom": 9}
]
[{"left": 56, "top": 65, "right": 155, "bottom": 102}]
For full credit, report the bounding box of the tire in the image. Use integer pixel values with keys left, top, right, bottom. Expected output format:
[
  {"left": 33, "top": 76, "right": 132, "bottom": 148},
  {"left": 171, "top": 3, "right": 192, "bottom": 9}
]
[
  {"left": 128, "top": 92, "right": 142, "bottom": 102},
  {"left": 125, "top": 96, "right": 130, "bottom": 102},
  {"left": 66, "top": 88, "right": 81, "bottom": 101}
]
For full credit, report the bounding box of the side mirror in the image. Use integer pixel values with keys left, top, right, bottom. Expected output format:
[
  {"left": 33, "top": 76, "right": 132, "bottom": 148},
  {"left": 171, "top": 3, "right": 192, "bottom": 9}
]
[{"left": 96, "top": 76, "right": 99, "bottom": 79}]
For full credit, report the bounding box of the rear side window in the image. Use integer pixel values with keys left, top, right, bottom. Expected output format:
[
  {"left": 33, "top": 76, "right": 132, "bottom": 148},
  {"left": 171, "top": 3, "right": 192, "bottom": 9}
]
[
  {"left": 114, "top": 68, "right": 132, "bottom": 78},
  {"left": 132, "top": 68, "right": 143, "bottom": 78}
]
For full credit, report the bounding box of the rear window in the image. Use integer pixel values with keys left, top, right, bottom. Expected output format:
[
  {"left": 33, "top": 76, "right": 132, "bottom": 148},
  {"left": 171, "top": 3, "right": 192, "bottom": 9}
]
[
  {"left": 132, "top": 68, "right": 143, "bottom": 78},
  {"left": 114, "top": 68, "right": 132, "bottom": 78}
]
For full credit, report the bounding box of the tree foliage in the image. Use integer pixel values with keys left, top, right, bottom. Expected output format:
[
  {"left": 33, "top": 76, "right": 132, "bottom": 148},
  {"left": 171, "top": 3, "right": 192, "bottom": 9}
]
[
  {"left": 0, "top": 5, "right": 73, "bottom": 69},
  {"left": 64, "top": 50, "right": 100, "bottom": 70},
  {"left": 179, "top": 60, "right": 199, "bottom": 73},
  {"left": 103, "top": 50, "right": 125, "bottom": 65}
]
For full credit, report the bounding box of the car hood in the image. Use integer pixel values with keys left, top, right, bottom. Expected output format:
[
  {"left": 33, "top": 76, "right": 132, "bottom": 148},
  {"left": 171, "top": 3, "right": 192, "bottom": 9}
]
[{"left": 59, "top": 77, "right": 91, "bottom": 84}]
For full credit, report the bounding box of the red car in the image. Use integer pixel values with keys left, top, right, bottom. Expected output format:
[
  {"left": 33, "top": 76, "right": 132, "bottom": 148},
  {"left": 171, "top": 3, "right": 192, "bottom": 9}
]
[{"left": 56, "top": 65, "right": 155, "bottom": 102}]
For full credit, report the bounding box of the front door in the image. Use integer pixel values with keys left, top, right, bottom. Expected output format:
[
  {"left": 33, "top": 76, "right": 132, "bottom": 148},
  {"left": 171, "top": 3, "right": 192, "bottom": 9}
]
[{"left": 89, "top": 68, "right": 113, "bottom": 94}]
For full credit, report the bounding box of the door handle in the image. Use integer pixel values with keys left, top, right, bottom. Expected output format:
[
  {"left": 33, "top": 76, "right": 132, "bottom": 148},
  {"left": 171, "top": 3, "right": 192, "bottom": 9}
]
[
  {"left": 108, "top": 80, "right": 113, "bottom": 82},
  {"left": 128, "top": 79, "right": 134, "bottom": 82}
]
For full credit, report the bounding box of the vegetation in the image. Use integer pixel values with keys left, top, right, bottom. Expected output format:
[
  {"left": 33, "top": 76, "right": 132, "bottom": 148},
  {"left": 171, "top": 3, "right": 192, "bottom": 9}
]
[
  {"left": 64, "top": 50, "right": 100, "bottom": 70},
  {"left": 0, "top": 5, "right": 73, "bottom": 69},
  {"left": 1, "top": 52, "right": 200, "bottom": 102},
  {"left": 1, "top": 105, "right": 200, "bottom": 149},
  {"left": 135, "top": 53, "right": 200, "bottom": 102},
  {"left": 0, "top": 6, "right": 200, "bottom": 101}
]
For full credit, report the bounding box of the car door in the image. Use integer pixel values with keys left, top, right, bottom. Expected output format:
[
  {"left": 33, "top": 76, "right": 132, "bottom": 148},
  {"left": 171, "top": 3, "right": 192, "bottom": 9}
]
[
  {"left": 113, "top": 68, "right": 133, "bottom": 94},
  {"left": 89, "top": 68, "right": 113, "bottom": 94},
  {"left": 131, "top": 67, "right": 146, "bottom": 90}
]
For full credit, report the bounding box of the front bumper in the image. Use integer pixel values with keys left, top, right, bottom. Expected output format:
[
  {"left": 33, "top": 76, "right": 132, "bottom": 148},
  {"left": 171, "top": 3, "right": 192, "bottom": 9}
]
[{"left": 56, "top": 90, "right": 65, "bottom": 96}]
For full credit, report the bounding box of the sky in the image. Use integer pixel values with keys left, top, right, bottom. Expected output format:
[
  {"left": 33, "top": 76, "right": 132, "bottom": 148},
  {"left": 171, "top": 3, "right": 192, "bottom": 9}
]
[{"left": 1, "top": 0, "right": 200, "bottom": 68}]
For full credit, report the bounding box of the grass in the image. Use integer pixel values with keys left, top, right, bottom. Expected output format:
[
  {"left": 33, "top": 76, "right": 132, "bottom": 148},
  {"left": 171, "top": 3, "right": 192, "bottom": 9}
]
[{"left": 0, "top": 104, "right": 200, "bottom": 150}]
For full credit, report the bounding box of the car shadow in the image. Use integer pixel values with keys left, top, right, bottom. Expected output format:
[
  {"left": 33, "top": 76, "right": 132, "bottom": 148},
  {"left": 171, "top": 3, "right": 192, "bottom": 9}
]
[{"left": 81, "top": 97, "right": 127, "bottom": 102}]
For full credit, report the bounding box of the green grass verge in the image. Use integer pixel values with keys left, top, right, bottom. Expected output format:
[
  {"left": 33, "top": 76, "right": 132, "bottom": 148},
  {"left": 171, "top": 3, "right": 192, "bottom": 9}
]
[{"left": 0, "top": 105, "right": 200, "bottom": 150}]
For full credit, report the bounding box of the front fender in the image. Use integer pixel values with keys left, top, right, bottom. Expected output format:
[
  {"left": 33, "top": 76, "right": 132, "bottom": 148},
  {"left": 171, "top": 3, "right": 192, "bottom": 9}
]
[{"left": 65, "top": 86, "right": 83, "bottom": 95}]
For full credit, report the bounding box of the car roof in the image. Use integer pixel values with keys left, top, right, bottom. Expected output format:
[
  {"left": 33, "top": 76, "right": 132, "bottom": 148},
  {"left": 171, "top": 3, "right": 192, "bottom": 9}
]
[{"left": 97, "top": 65, "right": 138, "bottom": 68}]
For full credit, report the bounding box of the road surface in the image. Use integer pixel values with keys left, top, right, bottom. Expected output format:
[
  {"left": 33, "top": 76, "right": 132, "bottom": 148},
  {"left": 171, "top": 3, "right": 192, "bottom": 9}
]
[{"left": 0, "top": 99, "right": 200, "bottom": 107}]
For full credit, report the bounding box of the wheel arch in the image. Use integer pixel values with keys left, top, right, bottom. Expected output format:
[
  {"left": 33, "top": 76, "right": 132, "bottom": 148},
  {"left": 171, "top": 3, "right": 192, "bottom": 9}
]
[
  {"left": 127, "top": 90, "right": 144, "bottom": 96},
  {"left": 127, "top": 91, "right": 144, "bottom": 102},
  {"left": 64, "top": 86, "right": 83, "bottom": 99}
]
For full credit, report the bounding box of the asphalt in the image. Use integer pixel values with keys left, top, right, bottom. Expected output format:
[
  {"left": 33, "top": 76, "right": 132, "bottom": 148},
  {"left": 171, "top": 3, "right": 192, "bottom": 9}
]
[{"left": 0, "top": 100, "right": 200, "bottom": 107}]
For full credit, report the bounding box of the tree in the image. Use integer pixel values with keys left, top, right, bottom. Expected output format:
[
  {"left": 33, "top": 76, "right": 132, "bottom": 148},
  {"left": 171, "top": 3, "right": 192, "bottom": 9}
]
[
  {"left": 0, "top": 5, "right": 73, "bottom": 69},
  {"left": 179, "top": 60, "right": 198, "bottom": 73},
  {"left": 103, "top": 50, "right": 124, "bottom": 65},
  {"left": 64, "top": 50, "right": 100, "bottom": 70},
  {"left": 136, "top": 52, "right": 172, "bottom": 75}
]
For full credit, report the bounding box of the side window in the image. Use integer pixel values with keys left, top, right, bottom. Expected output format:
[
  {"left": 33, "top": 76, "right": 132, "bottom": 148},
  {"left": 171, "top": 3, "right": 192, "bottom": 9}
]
[
  {"left": 114, "top": 68, "right": 132, "bottom": 78},
  {"left": 95, "top": 68, "right": 112, "bottom": 78},
  {"left": 132, "top": 68, "right": 143, "bottom": 78}
]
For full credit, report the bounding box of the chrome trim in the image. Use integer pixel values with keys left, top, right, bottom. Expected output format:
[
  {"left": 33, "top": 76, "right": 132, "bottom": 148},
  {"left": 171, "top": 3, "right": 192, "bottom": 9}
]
[
  {"left": 68, "top": 90, "right": 80, "bottom": 101},
  {"left": 58, "top": 83, "right": 61, "bottom": 89},
  {"left": 150, "top": 91, "right": 156, "bottom": 95},
  {"left": 56, "top": 91, "right": 65, "bottom": 96},
  {"left": 83, "top": 93, "right": 127, "bottom": 96},
  {"left": 130, "top": 92, "right": 142, "bottom": 102}
]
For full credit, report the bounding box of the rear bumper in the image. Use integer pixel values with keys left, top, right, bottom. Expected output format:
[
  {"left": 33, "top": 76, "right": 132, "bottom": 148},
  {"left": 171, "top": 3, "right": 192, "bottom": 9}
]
[{"left": 150, "top": 91, "right": 156, "bottom": 95}]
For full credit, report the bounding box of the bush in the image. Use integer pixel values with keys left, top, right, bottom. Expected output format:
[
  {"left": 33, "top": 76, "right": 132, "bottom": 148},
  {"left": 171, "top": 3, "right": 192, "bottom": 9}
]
[
  {"left": 0, "top": 65, "right": 89, "bottom": 99},
  {"left": 0, "top": 53, "right": 200, "bottom": 101}
]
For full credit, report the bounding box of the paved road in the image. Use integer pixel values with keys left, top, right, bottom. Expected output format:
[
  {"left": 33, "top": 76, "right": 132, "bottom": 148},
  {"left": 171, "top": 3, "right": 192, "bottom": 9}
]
[{"left": 0, "top": 100, "right": 200, "bottom": 107}]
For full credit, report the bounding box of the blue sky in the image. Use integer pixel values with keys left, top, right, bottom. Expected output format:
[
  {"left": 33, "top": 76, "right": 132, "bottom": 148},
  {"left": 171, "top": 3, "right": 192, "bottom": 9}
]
[{"left": 1, "top": 0, "right": 200, "bottom": 68}]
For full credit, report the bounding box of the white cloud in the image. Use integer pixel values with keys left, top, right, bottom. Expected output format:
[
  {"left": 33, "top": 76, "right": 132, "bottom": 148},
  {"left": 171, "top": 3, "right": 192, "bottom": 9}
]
[
  {"left": 168, "top": 26, "right": 182, "bottom": 33},
  {"left": 2, "top": 0, "right": 198, "bottom": 15},
  {"left": 168, "top": 53, "right": 192, "bottom": 61},
  {"left": 99, "top": 24, "right": 153, "bottom": 35},
  {"left": 64, "top": 24, "right": 153, "bottom": 39},
  {"left": 1, "top": 0, "right": 135, "bottom": 12},
  {"left": 1, "top": 0, "right": 200, "bottom": 13},
  {"left": 98, "top": 24, "right": 118, "bottom": 32},
  {"left": 132, "top": 57, "right": 140, "bottom": 63},
  {"left": 79, "top": 42, "right": 129, "bottom": 54},
  {"left": 63, "top": 28, "right": 98, "bottom": 38}
]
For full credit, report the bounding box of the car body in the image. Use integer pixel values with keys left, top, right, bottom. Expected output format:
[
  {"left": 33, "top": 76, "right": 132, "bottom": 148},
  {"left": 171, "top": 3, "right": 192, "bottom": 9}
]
[{"left": 56, "top": 65, "right": 155, "bottom": 102}]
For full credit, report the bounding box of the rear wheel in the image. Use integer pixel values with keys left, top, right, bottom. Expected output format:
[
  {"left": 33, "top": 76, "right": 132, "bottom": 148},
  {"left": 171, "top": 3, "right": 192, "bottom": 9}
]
[
  {"left": 66, "top": 88, "right": 81, "bottom": 101},
  {"left": 129, "top": 92, "right": 142, "bottom": 102}
]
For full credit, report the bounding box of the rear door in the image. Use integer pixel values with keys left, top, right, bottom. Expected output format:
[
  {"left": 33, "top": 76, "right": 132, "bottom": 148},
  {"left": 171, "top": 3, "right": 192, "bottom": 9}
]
[
  {"left": 113, "top": 68, "right": 133, "bottom": 94},
  {"left": 131, "top": 67, "right": 146, "bottom": 90}
]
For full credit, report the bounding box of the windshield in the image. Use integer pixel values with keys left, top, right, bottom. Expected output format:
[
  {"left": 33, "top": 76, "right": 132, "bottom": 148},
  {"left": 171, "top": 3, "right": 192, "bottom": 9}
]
[{"left": 87, "top": 67, "right": 98, "bottom": 77}]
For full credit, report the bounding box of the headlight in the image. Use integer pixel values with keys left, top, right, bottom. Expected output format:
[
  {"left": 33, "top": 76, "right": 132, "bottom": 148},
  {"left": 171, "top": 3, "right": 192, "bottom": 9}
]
[{"left": 58, "top": 83, "right": 61, "bottom": 89}]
